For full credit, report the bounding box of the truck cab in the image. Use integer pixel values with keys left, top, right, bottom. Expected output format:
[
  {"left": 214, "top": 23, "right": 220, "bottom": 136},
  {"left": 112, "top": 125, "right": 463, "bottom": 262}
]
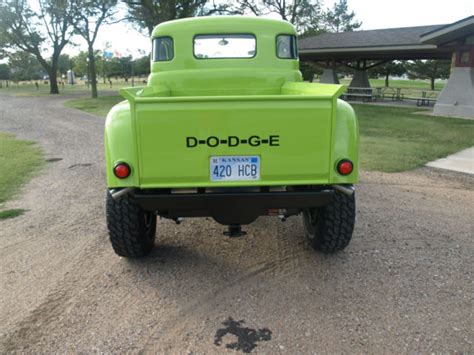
[{"left": 105, "top": 16, "right": 358, "bottom": 258}]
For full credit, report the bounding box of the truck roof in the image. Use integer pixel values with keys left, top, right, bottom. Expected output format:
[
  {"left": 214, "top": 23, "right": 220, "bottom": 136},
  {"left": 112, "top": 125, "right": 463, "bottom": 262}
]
[{"left": 152, "top": 16, "right": 297, "bottom": 38}]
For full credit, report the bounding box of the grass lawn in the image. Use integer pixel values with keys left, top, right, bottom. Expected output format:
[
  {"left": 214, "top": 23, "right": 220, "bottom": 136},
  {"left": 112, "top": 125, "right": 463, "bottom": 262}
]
[
  {"left": 0, "top": 79, "right": 138, "bottom": 97},
  {"left": 0, "top": 133, "right": 44, "bottom": 220},
  {"left": 64, "top": 95, "right": 124, "bottom": 117},
  {"left": 63, "top": 95, "right": 473, "bottom": 173},
  {"left": 1, "top": 82, "right": 89, "bottom": 96},
  {"left": 0, "top": 209, "right": 26, "bottom": 220},
  {"left": 353, "top": 104, "right": 474, "bottom": 172}
]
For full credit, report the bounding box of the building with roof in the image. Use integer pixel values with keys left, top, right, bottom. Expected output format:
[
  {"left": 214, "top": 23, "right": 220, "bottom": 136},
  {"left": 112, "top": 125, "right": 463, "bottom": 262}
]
[{"left": 299, "top": 16, "right": 474, "bottom": 119}]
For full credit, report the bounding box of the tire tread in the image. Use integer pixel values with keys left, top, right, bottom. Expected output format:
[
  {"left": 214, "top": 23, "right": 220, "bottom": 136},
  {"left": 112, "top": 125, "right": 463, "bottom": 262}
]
[
  {"left": 304, "top": 190, "right": 356, "bottom": 253},
  {"left": 106, "top": 192, "right": 156, "bottom": 257}
]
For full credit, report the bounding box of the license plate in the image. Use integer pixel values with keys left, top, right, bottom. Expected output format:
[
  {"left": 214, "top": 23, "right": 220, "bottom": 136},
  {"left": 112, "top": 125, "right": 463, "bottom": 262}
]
[{"left": 210, "top": 156, "right": 260, "bottom": 182}]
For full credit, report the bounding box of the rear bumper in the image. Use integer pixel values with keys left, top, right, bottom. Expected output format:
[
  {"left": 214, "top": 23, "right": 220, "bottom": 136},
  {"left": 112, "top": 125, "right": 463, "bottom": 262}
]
[{"left": 131, "top": 187, "right": 334, "bottom": 225}]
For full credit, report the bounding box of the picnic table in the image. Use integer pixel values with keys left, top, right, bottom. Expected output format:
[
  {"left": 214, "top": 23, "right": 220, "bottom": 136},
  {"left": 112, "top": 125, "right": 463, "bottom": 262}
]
[
  {"left": 403, "top": 90, "right": 438, "bottom": 106},
  {"left": 374, "top": 87, "right": 403, "bottom": 100},
  {"left": 373, "top": 87, "right": 438, "bottom": 106},
  {"left": 342, "top": 86, "right": 439, "bottom": 106},
  {"left": 343, "top": 87, "right": 375, "bottom": 101}
]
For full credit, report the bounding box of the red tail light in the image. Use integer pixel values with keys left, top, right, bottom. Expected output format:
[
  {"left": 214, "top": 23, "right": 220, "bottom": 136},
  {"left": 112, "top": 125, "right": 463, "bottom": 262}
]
[
  {"left": 114, "top": 162, "right": 131, "bottom": 179},
  {"left": 337, "top": 160, "right": 353, "bottom": 176}
]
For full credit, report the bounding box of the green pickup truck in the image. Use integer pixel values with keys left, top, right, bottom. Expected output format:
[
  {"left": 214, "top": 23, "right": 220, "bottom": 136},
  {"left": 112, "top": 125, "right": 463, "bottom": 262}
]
[{"left": 105, "top": 16, "right": 359, "bottom": 258}]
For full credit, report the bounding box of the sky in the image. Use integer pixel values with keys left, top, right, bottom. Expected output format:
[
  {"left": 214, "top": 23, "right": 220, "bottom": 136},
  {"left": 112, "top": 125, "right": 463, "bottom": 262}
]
[
  {"left": 71, "top": 0, "right": 474, "bottom": 58},
  {"left": 321, "top": 0, "right": 473, "bottom": 30}
]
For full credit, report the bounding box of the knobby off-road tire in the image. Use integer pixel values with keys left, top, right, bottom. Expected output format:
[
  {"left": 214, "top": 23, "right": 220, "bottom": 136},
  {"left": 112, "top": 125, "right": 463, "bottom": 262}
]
[
  {"left": 303, "top": 189, "right": 355, "bottom": 253},
  {"left": 106, "top": 191, "right": 157, "bottom": 258}
]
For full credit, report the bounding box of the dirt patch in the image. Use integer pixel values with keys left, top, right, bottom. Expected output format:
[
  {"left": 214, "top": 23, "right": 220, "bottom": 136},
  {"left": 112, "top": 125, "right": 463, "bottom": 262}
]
[{"left": 0, "top": 93, "right": 472, "bottom": 353}]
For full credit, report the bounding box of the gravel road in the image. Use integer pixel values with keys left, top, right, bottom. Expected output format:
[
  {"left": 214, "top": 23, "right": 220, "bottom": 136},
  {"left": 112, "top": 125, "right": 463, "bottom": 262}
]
[{"left": 0, "top": 92, "right": 472, "bottom": 353}]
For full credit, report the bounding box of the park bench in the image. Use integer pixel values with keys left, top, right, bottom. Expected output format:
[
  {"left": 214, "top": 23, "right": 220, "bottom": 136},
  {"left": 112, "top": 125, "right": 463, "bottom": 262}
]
[{"left": 343, "top": 87, "right": 375, "bottom": 102}]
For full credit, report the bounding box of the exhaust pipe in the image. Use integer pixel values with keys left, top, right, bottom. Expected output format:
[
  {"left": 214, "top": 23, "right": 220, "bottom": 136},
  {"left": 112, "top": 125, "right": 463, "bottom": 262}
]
[
  {"left": 110, "top": 187, "right": 134, "bottom": 201},
  {"left": 332, "top": 184, "right": 355, "bottom": 196}
]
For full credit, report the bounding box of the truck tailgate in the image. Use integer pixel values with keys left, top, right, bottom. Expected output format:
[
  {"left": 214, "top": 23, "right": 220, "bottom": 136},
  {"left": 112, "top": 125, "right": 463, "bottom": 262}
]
[
  {"left": 122, "top": 91, "right": 342, "bottom": 188},
  {"left": 121, "top": 83, "right": 344, "bottom": 188}
]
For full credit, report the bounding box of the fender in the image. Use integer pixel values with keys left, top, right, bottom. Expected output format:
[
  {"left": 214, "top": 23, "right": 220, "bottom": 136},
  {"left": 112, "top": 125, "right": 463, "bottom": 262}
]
[
  {"left": 329, "top": 99, "right": 359, "bottom": 184},
  {"left": 105, "top": 101, "right": 140, "bottom": 188}
]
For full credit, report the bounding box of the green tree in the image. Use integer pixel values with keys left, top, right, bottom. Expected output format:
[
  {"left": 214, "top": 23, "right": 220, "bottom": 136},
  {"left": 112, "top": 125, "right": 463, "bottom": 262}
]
[
  {"left": 72, "top": 50, "right": 103, "bottom": 79},
  {"left": 234, "top": 0, "right": 324, "bottom": 33},
  {"left": 96, "top": 56, "right": 134, "bottom": 80},
  {"left": 118, "top": 56, "right": 133, "bottom": 79},
  {"left": 8, "top": 51, "right": 44, "bottom": 81},
  {"left": 0, "top": 0, "right": 75, "bottom": 94},
  {"left": 369, "top": 61, "right": 406, "bottom": 87},
  {"left": 300, "top": 61, "right": 323, "bottom": 82},
  {"left": 0, "top": 63, "right": 10, "bottom": 87},
  {"left": 133, "top": 55, "right": 151, "bottom": 77},
  {"left": 323, "top": 0, "right": 361, "bottom": 33},
  {"left": 405, "top": 60, "right": 451, "bottom": 90},
  {"left": 72, "top": 51, "right": 89, "bottom": 77},
  {"left": 0, "top": 30, "right": 7, "bottom": 59},
  {"left": 58, "top": 54, "right": 74, "bottom": 77},
  {"left": 69, "top": 0, "right": 118, "bottom": 98},
  {"left": 124, "top": 0, "right": 231, "bottom": 35},
  {"left": 102, "top": 57, "right": 122, "bottom": 79},
  {"left": 99, "top": 57, "right": 113, "bottom": 82}
]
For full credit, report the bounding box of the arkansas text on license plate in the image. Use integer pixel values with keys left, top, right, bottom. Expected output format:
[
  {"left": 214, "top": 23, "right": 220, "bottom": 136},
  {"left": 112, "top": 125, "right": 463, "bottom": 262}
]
[{"left": 210, "top": 156, "right": 260, "bottom": 182}]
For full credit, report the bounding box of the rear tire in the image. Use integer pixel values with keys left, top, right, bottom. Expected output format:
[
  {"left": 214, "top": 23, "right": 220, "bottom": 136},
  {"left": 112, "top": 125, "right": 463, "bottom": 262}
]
[
  {"left": 106, "top": 191, "right": 157, "bottom": 258},
  {"left": 303, "top": 188, "right": 355, "bottom": 253}
]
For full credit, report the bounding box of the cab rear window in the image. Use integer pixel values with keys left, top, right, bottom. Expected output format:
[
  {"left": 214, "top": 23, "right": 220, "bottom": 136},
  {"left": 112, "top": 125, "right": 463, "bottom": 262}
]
[
  {"left": 153, "top": 37, "right": 174, "bottom": 61},
  {"left": 194, "top": 34, "right": 256, "bottom": 59},
  {"left": 276, "top": 35, "right": 298, "bottom": 59}
]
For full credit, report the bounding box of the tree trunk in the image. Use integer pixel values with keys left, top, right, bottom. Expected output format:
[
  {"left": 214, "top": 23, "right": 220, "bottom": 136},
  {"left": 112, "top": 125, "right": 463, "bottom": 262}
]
[
  {"left": 385, "top": 72, "right": 390, "bottom": 87},
  {"left": 49, "top": 72, "right": 59, "bottom": 94},
  {"left": 430, "top": 77, "right": 435, "bottom": 91},
  {"left": 49, "top": 63, "right": 59, "bottom": 94},
  {"left": 33, "top": 51, "right": 59, "bottom": 94},
  {"left": 88, "top": 45, "right": 98, "bottom": 98},
  {"left": 47, "top": 53, "right": 60, "bottom": 94}
]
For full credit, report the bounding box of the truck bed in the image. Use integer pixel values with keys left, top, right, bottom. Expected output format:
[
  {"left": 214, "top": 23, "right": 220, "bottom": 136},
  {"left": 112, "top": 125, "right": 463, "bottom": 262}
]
[{"left": 112, "top": 82, "right": 347, "bottom": 188}]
